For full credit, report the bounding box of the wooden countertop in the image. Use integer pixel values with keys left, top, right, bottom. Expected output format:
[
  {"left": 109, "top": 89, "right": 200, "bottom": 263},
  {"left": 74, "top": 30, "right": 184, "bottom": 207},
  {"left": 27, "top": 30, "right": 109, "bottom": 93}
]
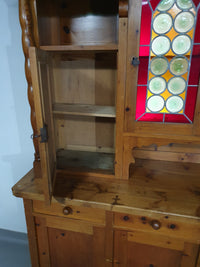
[{"left": 12, "top": 159, "right": 200, "bottom": 220}]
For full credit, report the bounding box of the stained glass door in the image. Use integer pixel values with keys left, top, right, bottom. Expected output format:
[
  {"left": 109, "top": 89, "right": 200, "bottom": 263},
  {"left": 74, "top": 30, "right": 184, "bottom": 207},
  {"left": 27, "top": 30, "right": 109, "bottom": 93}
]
[{"left": 134, "top": 0, "right": 200, "bottom": 124}]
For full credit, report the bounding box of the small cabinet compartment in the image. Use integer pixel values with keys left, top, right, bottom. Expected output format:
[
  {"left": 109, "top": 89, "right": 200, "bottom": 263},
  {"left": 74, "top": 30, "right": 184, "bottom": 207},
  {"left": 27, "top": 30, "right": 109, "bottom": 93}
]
[
  {"left": 36, "top": 0, "right": 119, "bottom": 46},
  {"left": 30, "top": 48, "right": 117, "bottom": 176},
  {"left": 52, "top": 52, "right": 117, "bottom": 174}
]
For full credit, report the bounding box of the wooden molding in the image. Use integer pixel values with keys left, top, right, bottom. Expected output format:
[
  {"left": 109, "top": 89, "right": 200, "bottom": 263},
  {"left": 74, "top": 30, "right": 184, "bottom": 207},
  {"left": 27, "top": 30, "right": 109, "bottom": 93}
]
[
  {"left": 23, "top": 199, "right": 40, "bottom": 267},
  {"left": 19, "top": 0, "right": 41, "bottom": 177},
  {"left": 119, "top": 0, "right": 128, "bottom": 17}
]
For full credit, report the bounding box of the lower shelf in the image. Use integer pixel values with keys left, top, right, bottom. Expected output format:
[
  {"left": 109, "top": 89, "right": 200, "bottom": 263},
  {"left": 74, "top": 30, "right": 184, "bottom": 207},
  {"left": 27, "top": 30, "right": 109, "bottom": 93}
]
[{"left": 57, "top": 150, "right": 115, "bottom": 174}]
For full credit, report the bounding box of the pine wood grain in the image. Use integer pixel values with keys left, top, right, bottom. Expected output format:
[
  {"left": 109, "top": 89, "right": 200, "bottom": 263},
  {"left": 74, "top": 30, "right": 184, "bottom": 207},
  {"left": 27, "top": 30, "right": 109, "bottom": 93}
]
[
  {"left": 12, "top": 158, "right": 200, "bottom": 220},
  {"left": 23, "top": 199, "right": 40, "bottom": 267},
  {"left": 35, "top": 217, "right": 51, "bottom": 266},
  {"left": 53, "top": 103, "right": 116, "bottom": 118},
  {"left": 19, "top": 0, "right": 41, "bottom": 177},
  {"left": 114, "top": 212, "right": 200, "bottom": 244},
  {"left": 127, "top": 230, "right": 185, "bottom": 251},
  {"left": 29, "top": 47, "right": 56, "bottom": 204},
  {"left": 36, "top": 0, "right": 118, "bottom": 46},
  {"left": 119, "top": 0, "right": 128, "bottom": 17},
  {"left": 114, "top": 230, "right": 196, "bottom": 267},
  {"left": 40, "top": 44, "right": 118, "bottom": 51},
  {"left": 115, "top": 18, "right": 128, "bottom": 178},
  {"left": 33, "top": 200, "right": 106, "bottom": 224},
  {"left": 48, "top": 227, "right": 94, "bottom": 266},
  {"left": 57, "top": 149, "right": 115, "bottom": 174}
]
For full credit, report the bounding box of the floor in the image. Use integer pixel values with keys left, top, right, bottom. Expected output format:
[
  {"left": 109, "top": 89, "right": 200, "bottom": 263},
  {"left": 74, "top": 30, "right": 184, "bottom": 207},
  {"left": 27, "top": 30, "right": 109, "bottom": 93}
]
[{"left": 0, "top": 229, "right": 31, "bottom": 267}]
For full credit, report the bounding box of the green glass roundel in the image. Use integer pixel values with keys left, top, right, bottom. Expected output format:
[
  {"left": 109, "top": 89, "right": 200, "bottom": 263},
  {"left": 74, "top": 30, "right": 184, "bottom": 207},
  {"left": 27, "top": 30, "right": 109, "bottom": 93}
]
[
  {"left": 153, "top": 14, "right": 173, "bottom": 34},
  {"left": 168, "top": 77, "right": 186, "bottom": 94},
  {"left": 157, "top": 0, "right": 174, "bottom": 11},
  {"left": 152, "top": 36, "right": 170, "bottom": 55},
  {"left": 177, "top": 0, "right": 193, "bottom": 10},
  {"left": 174, "top": 12, "right": 194, "bottom": 33},
  {"left": 169, "top": 57, "right": 188, "bottom": 75},
  {"left": 147, "top": 95, "right": 165, "bottom": 112},
  {"left": 172, "top": 35, "right": 191, "bottom": 55},
  {"left": 150, "top": 57, "right": 168, "bottom": 75},
  {"left": 149, "top": 77, "right": 166, "bottom": 94},
  {"left": 166, "top": 96, "right": 184, "bottom": 113}
]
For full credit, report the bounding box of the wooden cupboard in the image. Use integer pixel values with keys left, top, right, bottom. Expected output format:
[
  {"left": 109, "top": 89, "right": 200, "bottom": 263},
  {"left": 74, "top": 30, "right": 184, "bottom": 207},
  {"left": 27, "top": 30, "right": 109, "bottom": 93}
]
[{"left": 12, "top": 0, "right": 200, "bottom": 266}]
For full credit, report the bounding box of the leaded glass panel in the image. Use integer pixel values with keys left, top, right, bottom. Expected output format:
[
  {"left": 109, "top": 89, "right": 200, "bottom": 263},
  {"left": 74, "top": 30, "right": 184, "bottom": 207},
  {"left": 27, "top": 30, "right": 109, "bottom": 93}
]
[{"left": 136, "top": 0, "right": 200, "bottom": 123}]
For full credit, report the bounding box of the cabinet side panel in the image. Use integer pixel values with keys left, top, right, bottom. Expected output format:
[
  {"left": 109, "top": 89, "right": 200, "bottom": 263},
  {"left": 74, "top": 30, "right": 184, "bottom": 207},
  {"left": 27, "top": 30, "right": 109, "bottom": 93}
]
[
  {"left": 35, "top": 216, "right": 51, "bottom": 266},
  {"left": 19, "top": 0, "right": 41, "bottom": 177},
  {"left": 23, "top": 199, "right": 40, "bottom": 267}
]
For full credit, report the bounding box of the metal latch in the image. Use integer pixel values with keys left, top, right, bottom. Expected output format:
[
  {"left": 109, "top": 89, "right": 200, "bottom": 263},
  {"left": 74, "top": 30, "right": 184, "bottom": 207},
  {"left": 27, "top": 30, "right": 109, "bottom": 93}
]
[
  {"left": 31, "top": 124, "right": 48, "bottom": 143},
  {"left": 106, "top": 259, "right": 120, "bottom": 264},
  {"left": 131, "top": 57, "right": 140, "bottom": 66}
]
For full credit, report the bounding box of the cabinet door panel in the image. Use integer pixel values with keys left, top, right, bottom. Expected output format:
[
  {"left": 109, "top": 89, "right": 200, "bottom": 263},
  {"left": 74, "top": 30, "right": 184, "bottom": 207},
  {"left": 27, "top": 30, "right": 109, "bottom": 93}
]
[
  {"left": 114, "top": 230, "right": 199, "bottom": 267},
  {"left": 30, "top": 47, "right": 56, "bottom": 203},
  {"left": 48, "top": 227, "right": 106, "bottom": 267},
  {"left": 48, "top": 228, "right": 93, "bottom": 267},
  {"left": 124, "top": 0, "right": 200, "bottom": 136},
  {"left": 35, "top": 215, "right": 106, "bottom": 267}
]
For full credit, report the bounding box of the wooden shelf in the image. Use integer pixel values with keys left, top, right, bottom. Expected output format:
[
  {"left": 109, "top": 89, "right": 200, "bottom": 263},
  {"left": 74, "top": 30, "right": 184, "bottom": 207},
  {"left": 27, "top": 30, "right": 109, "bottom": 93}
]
[
  {"left": 53, "top": 104, "right": 116, "bottom": 118},
  {"left": 57, "top": 149, "right": 115, "bottom": 174},
  {"left": 40, "top": 43, "right": 118, "bottom": 52}
]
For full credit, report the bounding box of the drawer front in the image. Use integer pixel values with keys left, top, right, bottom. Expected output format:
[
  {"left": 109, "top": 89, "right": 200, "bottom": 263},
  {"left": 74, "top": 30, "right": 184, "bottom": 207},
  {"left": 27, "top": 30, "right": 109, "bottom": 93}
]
[
  {"left": 114, "top": 212, "right": 200, "bottom": 244},
  {"left": 33, "top": 200, "right": 105, "bottom": 224}
]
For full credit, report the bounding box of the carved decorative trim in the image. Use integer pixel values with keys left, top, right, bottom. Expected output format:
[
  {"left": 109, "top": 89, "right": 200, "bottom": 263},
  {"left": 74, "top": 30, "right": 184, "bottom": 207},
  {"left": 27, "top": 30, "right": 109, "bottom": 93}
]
[
  {"left": 119, "top": 0, "right": 128, "bottom": 17},
  {"left": 19, "top": 0, "right": 41, "bottom": 176}
]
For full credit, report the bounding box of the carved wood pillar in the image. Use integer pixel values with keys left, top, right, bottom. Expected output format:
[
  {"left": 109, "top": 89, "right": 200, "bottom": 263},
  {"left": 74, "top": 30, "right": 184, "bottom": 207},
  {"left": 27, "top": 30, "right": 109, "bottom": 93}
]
[
  {"left": 119, "top": 0, "right": 128, "bottom": 17},
  {"left": 19, "top": 0, "right": 41, "bottom": 177}
]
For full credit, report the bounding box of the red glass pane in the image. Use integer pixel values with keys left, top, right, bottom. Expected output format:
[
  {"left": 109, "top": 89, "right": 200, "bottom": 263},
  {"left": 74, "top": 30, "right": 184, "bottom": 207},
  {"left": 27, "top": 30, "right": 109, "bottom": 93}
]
[
  {"left": 135, "top": 86, "right": 147, "bottom": 119},
  {"left": 138, "top": 46, "right": 149, "bottom": 85},
  {"left": 194, "top": 8, "right": 200, "bottom": 43},
  {"left": 138, "top": 113, "right": 163, "bottom": 122},
  {"left": 193, "top": 0, "right": 200, "bottom": 8},
  {"left": 140, "top": 1, "right": 152, "bottom": 45},
  {"left": 139, "top": 45, "right": 150, "bottom": 57},
  {"left": 189, "top": 45, "right": 200, "bottom": 85},
  {"left": 184, "top": 86, "right": 198, "bottom": 121},
  {"left": 165, "top": 114, "right": 190, "bottom": 123},
  {"left": 149, "top": 0, "right": 161, "bottom": 10}
]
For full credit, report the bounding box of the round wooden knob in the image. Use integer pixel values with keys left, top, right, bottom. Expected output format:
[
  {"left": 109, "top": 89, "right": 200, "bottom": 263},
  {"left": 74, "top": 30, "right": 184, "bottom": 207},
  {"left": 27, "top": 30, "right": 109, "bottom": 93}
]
[
  {"left": 151, "top": 220, "right": 161, "bottom": 230},
  {"left": 123, "top": 215, "right": 129, "bottom": 221},
  {"left": 63, "top": 206, "right": 72, "bottom": 215}
]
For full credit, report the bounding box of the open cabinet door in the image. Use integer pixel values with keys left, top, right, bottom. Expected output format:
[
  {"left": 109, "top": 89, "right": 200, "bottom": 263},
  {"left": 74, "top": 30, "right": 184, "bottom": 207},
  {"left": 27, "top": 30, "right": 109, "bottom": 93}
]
[{"left": 29, "top": 47, "right": 56, "bottom": 204}]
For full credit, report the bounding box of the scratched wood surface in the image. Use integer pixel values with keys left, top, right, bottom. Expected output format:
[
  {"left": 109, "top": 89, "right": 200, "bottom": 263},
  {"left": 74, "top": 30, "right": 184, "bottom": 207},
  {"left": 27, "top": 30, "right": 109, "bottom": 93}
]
[{"left": 12, "top": 157, "right": 200, "bottom": 220}]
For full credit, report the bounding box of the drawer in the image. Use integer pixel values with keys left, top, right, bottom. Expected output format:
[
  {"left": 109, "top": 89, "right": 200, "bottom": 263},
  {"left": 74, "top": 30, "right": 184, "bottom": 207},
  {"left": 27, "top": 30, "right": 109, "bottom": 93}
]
[
  {"left": 33, "top": 200, "right": 106, "bottom": 225},
  {"left": 114, "top": 212, "right": 200, "bottom": 244}
]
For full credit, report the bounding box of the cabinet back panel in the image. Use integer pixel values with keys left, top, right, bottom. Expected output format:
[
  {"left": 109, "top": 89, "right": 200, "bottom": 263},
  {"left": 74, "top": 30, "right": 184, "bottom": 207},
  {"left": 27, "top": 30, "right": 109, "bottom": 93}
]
[
  {"left": 51, "top": 53, "right": 116, "bottom": 106},
  {"left": 55, "top": 117, "right": 115, "bottom": 152},
  {"left": 36, "top": 0, "right": 118, "bottom": 46}
]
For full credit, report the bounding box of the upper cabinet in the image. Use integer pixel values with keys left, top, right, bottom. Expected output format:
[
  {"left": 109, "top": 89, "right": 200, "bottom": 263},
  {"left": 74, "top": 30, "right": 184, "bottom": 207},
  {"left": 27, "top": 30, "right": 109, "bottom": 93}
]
[
  {"left": 25, "top": 0, "right": 200, "bottom": 196},
  {"left": 28, "top": 0, "right": 129, "bottom": 202}
]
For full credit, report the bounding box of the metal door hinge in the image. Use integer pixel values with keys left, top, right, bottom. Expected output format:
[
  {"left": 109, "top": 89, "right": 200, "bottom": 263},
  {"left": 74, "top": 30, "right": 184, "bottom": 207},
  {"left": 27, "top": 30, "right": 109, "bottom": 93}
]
[
  {"left": 31, "top": 124, "right": 48, "bottom": 143},
  {"left": 106, "top": 258, "right": 120, "bottom": 264},
  {"left": 131, "top": 57, "right": 140, "bottom": 66}
]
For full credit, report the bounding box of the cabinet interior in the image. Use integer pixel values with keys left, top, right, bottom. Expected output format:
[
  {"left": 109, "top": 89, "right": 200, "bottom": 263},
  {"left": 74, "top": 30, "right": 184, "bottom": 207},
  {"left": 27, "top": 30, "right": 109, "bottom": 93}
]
[
  {"left": 40, "top": 51, "right": 117, "bottom": 174},
  {"left": 36, "top": 0, "right": 119, "bottom": 46}
]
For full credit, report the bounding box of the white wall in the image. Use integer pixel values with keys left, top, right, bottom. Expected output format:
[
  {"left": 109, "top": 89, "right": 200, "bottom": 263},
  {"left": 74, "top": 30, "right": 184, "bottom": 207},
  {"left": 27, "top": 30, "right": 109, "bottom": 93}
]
[{"left": 0, "top": 0, "right": 34, "bottom": 233}]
